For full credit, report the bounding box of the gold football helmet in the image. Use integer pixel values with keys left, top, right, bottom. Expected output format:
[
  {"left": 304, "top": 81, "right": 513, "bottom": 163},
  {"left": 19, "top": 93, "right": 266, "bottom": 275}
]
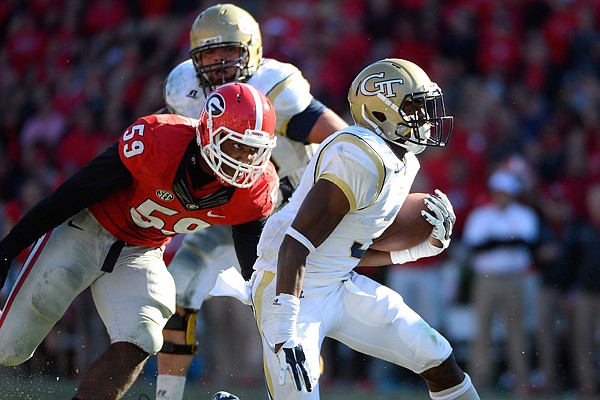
[
  {"left": 348, "top": 58, "right": 453, "bottom": 154},
  {"left": 189, "top": 4, "right": 262, "bottom": 94}
]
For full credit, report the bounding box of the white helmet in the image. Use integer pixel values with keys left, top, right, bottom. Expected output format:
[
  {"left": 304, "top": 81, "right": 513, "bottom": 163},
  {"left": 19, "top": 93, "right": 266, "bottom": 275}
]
[
  {"left": 348, "top": 58, "right": 453, "bottom": 154},
  {"left": 163, "top": 59, "right": 205, "bottom": 118}
]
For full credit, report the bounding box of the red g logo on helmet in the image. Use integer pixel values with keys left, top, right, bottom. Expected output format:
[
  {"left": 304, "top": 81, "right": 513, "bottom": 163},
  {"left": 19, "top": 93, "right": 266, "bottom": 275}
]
[{"left": 204, "top": 92, "right": 226, "bottom": 117}]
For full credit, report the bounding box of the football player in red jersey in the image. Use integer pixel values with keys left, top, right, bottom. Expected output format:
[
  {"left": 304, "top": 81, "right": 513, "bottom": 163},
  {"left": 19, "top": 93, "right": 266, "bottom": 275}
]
[{"left": 0, "top": 82, "right": 278, "bottom": 400}]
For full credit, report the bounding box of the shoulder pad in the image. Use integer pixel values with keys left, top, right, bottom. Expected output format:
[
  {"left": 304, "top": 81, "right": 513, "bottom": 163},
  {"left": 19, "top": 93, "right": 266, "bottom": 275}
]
[{"left": 164, "top": 59, "right": 206, "bottom": 118}]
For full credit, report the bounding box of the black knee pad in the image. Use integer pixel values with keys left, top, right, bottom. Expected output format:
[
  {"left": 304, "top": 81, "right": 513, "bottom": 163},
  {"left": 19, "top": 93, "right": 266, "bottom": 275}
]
[{"left": 160, "top": 310, "right": 198, "bottom": 355}]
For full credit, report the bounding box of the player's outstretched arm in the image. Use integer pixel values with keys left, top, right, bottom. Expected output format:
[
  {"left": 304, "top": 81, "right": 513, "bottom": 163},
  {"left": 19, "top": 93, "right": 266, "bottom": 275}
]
[{"left": 0, "top": 143, "right": 132, "bottom": 276}]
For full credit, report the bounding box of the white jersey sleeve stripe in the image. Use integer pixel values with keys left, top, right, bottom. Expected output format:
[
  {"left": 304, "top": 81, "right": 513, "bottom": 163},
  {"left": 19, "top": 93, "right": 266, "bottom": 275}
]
[
  {"left": 253, "top": 270, "right": 275, "bottom": 333},
  {"left": 314, "top": 133, "right": 386, "bottom": 209},
  {"left": 319, "top": 173, "right": 357, "bottom": 211},
  {"left": 265, "top": 70, "right": 301, "bottom": 103},
  {"left": 265, "top": 71, "right": 302, "bottom": 136}
]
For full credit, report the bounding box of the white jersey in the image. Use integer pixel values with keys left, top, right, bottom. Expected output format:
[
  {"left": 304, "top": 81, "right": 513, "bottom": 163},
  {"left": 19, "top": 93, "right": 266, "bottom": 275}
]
[
  {"left": 164, "top": 58, "right": 318, "bottom": 199},
  {"left": 253, "top": 125, "right": 420, "bottom": 286}
]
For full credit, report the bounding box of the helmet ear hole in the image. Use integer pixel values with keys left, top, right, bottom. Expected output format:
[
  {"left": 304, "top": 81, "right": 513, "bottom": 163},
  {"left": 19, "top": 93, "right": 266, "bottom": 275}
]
[{"left": 373, "top": 111, "right": 387, "bottom": 123}]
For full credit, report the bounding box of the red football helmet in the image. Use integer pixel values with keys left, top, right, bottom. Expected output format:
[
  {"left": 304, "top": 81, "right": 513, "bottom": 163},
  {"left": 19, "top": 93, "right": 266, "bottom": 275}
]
[{"left": 197, "top": 82, "right": 277, "bottom": 188}]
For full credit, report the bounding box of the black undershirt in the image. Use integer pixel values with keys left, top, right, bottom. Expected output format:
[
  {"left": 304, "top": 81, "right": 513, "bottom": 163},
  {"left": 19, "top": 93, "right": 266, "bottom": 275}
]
[{"left": 0, "top": 141, "right": 265, "bottom": 277}]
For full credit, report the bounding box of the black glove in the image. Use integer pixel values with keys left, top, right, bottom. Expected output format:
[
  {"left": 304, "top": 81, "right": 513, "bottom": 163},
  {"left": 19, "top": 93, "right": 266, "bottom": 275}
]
[
  {"left": 278, "top": 176, "right": 295, "bottom": 206},
  {"left": 0, "top": 255, "right": 11, "bottom": 289},
  {"left": 276, "top": 342, "right": 313, "bottom": 392}
]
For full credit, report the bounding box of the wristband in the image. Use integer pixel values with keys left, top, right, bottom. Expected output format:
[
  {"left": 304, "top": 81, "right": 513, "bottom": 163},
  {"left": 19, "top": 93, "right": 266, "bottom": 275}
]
[{"left": 272, "top": 293, "right": 300, "bottom": 344}]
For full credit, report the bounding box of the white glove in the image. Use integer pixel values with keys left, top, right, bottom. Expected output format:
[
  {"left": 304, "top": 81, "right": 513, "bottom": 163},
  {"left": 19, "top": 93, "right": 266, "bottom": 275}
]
[
  {"left": 209, "top": 267, "right": 252, "bottom": 305},
  {"left": 276, "top": 339, "right": 313, "bottom": 392},
  {"left": 421, "top": 189, "right": 456, "bottom": 248}
]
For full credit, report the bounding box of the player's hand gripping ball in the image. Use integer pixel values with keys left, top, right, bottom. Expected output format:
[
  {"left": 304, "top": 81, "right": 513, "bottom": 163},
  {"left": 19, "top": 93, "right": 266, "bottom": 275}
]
[{"left": 371, "top": 193, "right": 432, "bottom": 252}]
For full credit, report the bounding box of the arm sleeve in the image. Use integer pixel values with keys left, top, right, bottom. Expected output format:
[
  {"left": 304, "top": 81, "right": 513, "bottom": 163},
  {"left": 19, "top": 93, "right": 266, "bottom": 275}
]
[
  {"left": 285, "top": 98, "right": 326, "bottom": 143},
  {"left": 231, "top": 217, "right": 268, "bottom": 281},
  {"left": 0, "top": 143, "right": 133, "bottom": 259}
]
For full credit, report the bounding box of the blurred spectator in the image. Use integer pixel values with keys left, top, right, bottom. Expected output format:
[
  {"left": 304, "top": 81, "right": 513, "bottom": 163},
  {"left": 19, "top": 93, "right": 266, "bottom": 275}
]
[
  {"left": 55, "top": 107, "right": 106, "bottom": 176},
  {"left": 260, "top": 1, "right": 307, "bottom": 63},
  {"left": 556, "top": 128, "right": 593, "bottom": 219},
  {"left": 18, "top": 140, "right": 63, "bottom": 193},
  {"left": 533, "top": 182, "right": 575, "bottom": 395},
  {"left": 363, "top": 0, "right": 398, "bottom": 42},
  {"left": 81, "top": 0, "right": 127, "bottom": 37},
  {"left": 388, "top": 15, "right": 434, "bottom": 73},
  {"left": 317, "top": 8, "right": 372, "bottom": 113},
  {"left": 462, "top": 169, "right": 539, "bottom": 396},
  {"left": 518, "top": 30, "right": 552, "bottom": 96},
  {"left": 439, "top": 2, "right": 479, "bottom": 75},
  {"left": 540, "top": 1, "right": 578, "bottom": 69},
  {"left": 20, "top": 89, "right": 67, "bottom": 150},
  {"left": 569, "top": 3, "right": 600, "bottom": 74},
  {"left": 5, "top": 13, "right": 47, "bottom": 77},
  {"left": 563, "top": 183, "right": 600, "bottom": 398},
  {"left": 476, "top": 4, "right": 521, "bottom": 82}
]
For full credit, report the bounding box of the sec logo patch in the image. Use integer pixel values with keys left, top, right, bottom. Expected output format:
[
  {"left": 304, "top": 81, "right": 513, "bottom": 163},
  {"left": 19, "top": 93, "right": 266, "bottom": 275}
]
[{"left": 156, "top": 190, "right": 174, "bottom": 202}]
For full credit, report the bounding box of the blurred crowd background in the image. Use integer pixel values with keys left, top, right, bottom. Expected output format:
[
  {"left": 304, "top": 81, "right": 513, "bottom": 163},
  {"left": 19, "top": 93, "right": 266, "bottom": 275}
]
[{"left": 1, "top": 0, "right": 600, "bottom": 398}]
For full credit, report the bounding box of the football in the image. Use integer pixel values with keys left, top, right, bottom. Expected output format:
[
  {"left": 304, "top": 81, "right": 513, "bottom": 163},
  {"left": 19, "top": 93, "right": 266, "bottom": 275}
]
[{"left": 371, "top": 192, "right": 432, "bottom": 252}]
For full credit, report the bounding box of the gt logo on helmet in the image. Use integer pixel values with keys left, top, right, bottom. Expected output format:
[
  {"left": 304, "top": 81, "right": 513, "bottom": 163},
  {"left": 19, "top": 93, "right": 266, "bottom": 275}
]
[
  {"left": 200, "top": 36, "right": 223, "bottom": 46},
  {"left": 360, "top": 72, "right": 405, "bottom": 98},
  {"left": 205, "top": 93, "right": 225, "bottom": 117}
]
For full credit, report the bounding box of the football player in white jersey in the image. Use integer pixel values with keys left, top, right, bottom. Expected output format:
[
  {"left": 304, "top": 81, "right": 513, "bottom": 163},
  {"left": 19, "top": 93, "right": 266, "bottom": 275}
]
[
  {"left": 155, "top": 4, "right": 348, "bottom": 400},
  {"left": 236, "top": 58, "right": 481, "bottom": 399}
]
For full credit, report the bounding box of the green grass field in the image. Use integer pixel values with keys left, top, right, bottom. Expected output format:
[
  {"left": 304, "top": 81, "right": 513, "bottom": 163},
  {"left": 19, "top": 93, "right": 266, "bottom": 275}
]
[{"left": 0, "top": 372, "right": 593, "bottom": 400}]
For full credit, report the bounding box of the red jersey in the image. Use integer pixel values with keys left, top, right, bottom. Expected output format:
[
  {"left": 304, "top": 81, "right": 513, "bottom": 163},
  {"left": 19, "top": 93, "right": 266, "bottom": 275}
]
[{"left": 89, "top": 114, "right": 278, "bottom": 247}]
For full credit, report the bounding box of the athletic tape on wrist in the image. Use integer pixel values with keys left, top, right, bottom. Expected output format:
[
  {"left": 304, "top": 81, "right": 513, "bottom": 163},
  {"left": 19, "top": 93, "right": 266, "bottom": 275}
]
[
  {"left": 389, "top": 239, "right": 444, "bottom": 264},
  {"left": 272, "top": 293, "right": 300, "bottom": 345},
  {"left": 389, "top": 249, "right": 409, "bottom": 265},
  {"left": 286, "top": 227, "right": 316, "bottom": 253}
]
